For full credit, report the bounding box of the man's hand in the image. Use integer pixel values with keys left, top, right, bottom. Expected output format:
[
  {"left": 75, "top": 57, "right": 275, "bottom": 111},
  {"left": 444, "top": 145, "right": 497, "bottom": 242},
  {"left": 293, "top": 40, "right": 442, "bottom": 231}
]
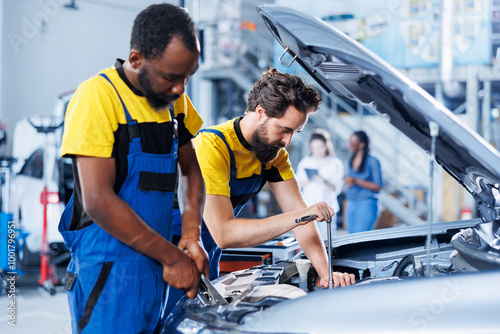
[
  {"left": 178, "top": 236, "right": 210, "bottom": 278},
  {"left": 162, "top": 248, "right": 201, "bottom": 299},
  {"left": 319, "top": 272, "right": 356, "bottom": 288},
  {"left": 296, "top": 201, "right": 335, "bottom": 225}
]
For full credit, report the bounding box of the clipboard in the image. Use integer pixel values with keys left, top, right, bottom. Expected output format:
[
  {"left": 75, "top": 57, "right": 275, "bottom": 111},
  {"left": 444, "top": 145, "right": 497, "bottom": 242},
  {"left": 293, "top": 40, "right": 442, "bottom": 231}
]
[{"left": 305, "top": 168, "right": 319, "bottom": 179}]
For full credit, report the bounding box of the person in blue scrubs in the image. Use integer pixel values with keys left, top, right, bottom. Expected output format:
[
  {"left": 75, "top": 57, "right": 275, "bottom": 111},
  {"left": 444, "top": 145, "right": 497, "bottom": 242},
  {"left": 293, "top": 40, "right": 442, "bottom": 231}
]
[
  {"left": 58, "top": 4, "right": 208, "bottom": 333},
  {"left": 345, "top": 131, "right": 383, "bottom": 233}
]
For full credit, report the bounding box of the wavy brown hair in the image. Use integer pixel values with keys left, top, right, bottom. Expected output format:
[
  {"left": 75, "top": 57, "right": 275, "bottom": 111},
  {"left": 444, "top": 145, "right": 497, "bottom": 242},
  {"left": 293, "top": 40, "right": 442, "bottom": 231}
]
[{"left": 246, "top": 68, "right": 322, "bottom": 118}]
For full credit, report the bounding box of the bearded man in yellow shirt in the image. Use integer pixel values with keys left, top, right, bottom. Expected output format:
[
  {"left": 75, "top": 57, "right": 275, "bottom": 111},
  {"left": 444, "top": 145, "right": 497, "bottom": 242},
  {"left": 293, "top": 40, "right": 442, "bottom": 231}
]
[{"left": 194, "top": 68, "right": 355, "bottom": 287}]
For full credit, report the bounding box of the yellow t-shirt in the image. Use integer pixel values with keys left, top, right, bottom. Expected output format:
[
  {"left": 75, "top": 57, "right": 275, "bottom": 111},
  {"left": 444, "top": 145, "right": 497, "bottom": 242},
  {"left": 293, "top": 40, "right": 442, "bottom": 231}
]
[
  {"left": 193, "top": 118, "right": 295, "bottom": 198},
  {"left": 61, "top": 60, "right": 203, "bottom": 230},
  {"left": 62, "top": 62, "right": 202, "bottom": 158}
]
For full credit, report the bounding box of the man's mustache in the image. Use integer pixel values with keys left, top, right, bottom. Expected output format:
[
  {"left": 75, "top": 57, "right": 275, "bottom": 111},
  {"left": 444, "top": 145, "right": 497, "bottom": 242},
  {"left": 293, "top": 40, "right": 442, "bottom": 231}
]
[{"left": 158, "top": 94, "right": 181, "bottom": 102}]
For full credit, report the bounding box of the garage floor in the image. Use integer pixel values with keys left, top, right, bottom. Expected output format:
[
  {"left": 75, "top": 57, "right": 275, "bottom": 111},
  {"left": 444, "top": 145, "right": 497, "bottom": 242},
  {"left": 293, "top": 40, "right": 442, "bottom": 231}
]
[{"left": 1, "top": 268, "right": 71, "bottom": 334}]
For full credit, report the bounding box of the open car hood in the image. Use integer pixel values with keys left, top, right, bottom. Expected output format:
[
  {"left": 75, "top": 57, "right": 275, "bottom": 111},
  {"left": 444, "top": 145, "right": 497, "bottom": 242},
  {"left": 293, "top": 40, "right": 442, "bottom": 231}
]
[{"left": 257, "top": 5, "right": 500, "bottom": 222}]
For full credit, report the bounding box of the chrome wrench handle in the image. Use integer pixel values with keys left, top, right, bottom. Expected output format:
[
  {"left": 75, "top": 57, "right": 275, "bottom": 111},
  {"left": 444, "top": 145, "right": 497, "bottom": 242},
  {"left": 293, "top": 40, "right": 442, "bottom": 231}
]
[{"left": 327, "top": 218, "right": 333, "bottom": 289}]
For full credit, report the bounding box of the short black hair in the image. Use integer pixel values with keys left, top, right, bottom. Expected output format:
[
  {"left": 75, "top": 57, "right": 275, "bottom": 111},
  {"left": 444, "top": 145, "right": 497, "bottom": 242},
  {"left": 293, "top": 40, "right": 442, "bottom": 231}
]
[
  {"left": 246, "top": 68, "right": 322, "bottom": 118},
  {"left": 130, "top": 3, "right": 198, "bottom": 60}
]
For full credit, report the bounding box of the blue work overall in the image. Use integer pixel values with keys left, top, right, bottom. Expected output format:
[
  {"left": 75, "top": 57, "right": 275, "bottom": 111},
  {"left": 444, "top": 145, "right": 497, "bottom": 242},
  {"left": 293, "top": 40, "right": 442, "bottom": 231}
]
[{"left": 59, "top": 73, "right": 178, "bottom": 334}]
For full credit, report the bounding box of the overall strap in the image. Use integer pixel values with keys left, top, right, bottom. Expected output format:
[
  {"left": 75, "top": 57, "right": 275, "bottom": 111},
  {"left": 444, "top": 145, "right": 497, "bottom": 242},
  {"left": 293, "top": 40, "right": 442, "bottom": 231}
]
[
  {"left": 99, "top": 73, "right": 142, "bottom": 151},
  {"left": 168, "top": 105, "right": 176, "bottom": 131},
  {"left": 197, "top": 129, "right": 236, "bottom": 173},
  {"left": 169, "top": 105, "right": 178, "bottom": 156},
  {"left": 99, "top": 73, "right": 133, "bottom": 122}
]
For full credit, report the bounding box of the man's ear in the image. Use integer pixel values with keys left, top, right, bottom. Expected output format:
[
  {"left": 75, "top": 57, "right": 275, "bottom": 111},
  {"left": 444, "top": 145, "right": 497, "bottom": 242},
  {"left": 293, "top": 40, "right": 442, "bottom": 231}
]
[
  {"left": 255, "top": 105, "right": 267, "bottom": 120},
  {"left": 129, "top": 49, "right": 143, "bottom": 69}
]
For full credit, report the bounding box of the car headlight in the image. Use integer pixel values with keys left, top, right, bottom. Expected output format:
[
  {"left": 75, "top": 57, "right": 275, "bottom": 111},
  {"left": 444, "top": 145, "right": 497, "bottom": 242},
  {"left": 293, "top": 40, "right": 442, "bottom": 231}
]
[
  {"left": 175, "top": 318, "right": 236, "bottom": 334},
  {"left": 175, "top": 317, "right": 291, "bottom": 334},
  {"left": 176, "top": 318, "right": 206, "bottom": 333}
]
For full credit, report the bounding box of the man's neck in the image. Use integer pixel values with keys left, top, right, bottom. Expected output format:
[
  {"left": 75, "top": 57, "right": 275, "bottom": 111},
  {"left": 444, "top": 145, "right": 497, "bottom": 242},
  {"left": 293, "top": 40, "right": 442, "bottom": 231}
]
[
  {"left": 122, "top": 60, "right": 141, "bottom": 92},
  {"left": 239, "top": 113, "right": 257, "bottom": 145}
]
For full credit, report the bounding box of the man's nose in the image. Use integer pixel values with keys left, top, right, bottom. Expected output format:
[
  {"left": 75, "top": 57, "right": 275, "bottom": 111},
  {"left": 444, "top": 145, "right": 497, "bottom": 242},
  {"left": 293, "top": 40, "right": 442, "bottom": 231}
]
[
  {"left": 171, "top": 79, "right": 186, "bottom": 96},
  {"left": 282, "top": 133, "right": 293, "bottom": 147}
]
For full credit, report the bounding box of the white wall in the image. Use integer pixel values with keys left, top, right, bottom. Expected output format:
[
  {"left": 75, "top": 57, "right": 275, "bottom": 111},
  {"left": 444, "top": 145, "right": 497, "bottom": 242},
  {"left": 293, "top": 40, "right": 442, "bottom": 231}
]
[{"left": 1, "top": 0, "right": 178, "bottom": 153}]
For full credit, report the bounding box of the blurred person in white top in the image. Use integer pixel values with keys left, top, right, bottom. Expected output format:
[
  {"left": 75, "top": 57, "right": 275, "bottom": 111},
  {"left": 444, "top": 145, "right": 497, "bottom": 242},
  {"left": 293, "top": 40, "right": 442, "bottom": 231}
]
[{"left": 296, "top": 129, "right": 344, "bottom": 241}]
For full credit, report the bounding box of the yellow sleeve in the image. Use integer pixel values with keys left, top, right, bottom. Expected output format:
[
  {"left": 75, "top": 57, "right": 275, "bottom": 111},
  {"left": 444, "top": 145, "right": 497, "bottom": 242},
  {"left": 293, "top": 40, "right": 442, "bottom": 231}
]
[
  {"left": 266, "top": 148, "right": 295, "bottom": 182},
  {"left": 193, "top": 132, "right": 231, "bottom": 197},
  {"left": 61, "top": 76, "right": 121, "bottom": 158},
  {"left": 174, "top": 94, "right": 203, "bottom": 146}
]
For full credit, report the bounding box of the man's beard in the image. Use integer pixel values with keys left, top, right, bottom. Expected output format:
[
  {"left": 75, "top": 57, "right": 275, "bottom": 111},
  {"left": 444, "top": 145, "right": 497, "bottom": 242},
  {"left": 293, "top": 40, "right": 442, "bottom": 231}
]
[
  {"left": 138, "top": 67, "right": 180, "bottom": 111},
  {"left": 251, "top": 122, "right": 285, "bottom": 163}
]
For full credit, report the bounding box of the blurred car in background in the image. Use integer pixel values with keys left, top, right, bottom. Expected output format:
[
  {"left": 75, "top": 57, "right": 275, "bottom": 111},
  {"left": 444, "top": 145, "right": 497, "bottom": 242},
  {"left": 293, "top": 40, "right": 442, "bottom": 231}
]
[
  {"left": 10, "top": 91, "right": 74, "bottom": 268},
  {"left": 162, "top": 5, "right": 500, "bottom": 334}
]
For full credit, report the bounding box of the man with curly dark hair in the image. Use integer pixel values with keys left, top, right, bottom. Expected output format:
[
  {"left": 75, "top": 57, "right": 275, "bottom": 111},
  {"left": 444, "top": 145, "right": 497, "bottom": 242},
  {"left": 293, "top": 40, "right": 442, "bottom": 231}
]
[
  {"left": 193, "top": 68, "right": 355, "bottom": 287},
  {"left": 59, "top": 3, "right": 208, "bottom": 333}
]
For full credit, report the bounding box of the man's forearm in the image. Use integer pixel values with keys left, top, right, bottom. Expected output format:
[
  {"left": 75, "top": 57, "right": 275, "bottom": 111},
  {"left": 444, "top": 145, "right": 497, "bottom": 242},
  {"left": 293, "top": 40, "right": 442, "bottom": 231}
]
[
  {"left": 177, "top": 141, "right": 205, "bottom": 240},
  {"left": 293, "top": 223, "right": 329, "bottom": 277},
  {"left": 271, "top": 179, "right": 330, "bottom": 278},
  {"left": 203, "top": 197, "right": 317, "bottom": 249},
  {"left": 180, "top": 170, "right": 205, "bottom": 240},
  {"left": 177, "top": 156, "right": 210, "bottom": 277}
]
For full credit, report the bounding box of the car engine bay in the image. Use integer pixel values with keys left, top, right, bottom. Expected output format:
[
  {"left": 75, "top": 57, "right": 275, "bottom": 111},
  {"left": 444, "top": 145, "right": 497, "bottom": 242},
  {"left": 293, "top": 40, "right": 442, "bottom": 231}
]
[{"left": 163, "top": 219, "right": 500, "bottom": 333}]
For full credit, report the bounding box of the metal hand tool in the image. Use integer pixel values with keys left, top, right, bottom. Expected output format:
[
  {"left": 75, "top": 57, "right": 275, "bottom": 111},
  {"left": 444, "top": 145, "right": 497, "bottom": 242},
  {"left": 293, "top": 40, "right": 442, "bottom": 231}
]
[
  {"left": 198, "top": 274, "right": 228, "bottom": 306},
  {"left": 327, "top": 217, "right": 333, "bottom": 289}
]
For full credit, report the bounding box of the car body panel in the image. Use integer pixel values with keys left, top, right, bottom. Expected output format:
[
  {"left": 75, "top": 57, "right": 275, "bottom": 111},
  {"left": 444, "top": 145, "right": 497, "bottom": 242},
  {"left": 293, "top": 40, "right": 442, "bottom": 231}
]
[
  {"left": 238, "top": 270, "right": 500, "bottom": 333},
  {"left": 330, "top": 219, "right": 481, "bottom": 248}
]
